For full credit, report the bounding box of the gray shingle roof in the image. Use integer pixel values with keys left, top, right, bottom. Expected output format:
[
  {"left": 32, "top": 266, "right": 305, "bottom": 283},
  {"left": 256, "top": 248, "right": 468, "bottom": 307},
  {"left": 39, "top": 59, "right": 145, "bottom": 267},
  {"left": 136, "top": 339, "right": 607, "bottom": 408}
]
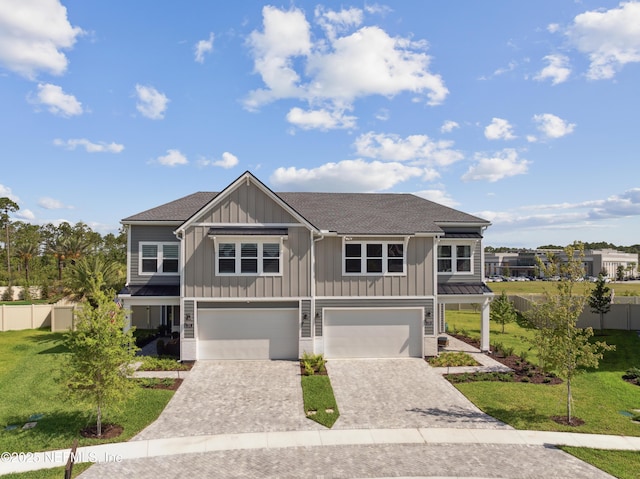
[{"left": 122, "top": 190, "right": 489, "bottom": 235}]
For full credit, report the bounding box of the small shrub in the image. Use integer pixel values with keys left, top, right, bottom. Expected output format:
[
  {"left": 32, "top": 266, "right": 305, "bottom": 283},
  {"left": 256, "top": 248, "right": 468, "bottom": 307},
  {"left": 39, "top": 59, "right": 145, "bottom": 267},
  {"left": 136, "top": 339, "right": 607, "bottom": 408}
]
[
  {"left": 428, "top": 351, "right": 479, "bottom": 367},
  {"left": 301, "top": 352, "right": 326, "bottom": 375},
  {"left": 521, "top": 377, "right": 530, "bottom": 383},
  {"left": 1, "top": 286, "right": 14, "bottom": 302},
  {"left": 503, "top": 346, "right": 515, "bottom": 357},
  {"left": 519, "top": 350, "right": 529, "bottom": 362},
  {"left": 622, "top": 367, "right": 640, "bottom": 381}
]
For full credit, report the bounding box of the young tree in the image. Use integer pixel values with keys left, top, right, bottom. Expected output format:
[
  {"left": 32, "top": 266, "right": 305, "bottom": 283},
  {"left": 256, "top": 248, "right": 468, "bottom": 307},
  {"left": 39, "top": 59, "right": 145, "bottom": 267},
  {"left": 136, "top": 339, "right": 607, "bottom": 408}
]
[
  {"left": 525, "top": 242, "right": 614, "bottom": 424},
  {"left": 63, "top": 287, "right": 138, "bottom": 436},
  {"left": 490, "top": 291, "right": 517, "bottom": 333},
  {"left": 616, "top": 265, "right": 625, "bottom": 281},
  {"left": 588, "top": 274, "right": 612, "bottom": 330}
]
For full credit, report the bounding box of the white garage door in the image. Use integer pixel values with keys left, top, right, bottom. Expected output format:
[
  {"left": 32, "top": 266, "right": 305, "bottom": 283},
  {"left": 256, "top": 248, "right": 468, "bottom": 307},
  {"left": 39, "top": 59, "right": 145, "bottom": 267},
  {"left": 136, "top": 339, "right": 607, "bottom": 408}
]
[
  {"left": 197, "top": 309, "right": 299, "bottom": 360},
  {"left": 324, "top": 308, "right": 423, "bottom": 358}
]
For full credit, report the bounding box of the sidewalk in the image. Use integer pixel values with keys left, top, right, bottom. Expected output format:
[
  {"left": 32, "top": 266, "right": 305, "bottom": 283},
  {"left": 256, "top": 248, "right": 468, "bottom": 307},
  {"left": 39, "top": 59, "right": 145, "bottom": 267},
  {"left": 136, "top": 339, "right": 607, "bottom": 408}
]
[{"left": 3, "top": 427, "right": 640, "bottom": 475}]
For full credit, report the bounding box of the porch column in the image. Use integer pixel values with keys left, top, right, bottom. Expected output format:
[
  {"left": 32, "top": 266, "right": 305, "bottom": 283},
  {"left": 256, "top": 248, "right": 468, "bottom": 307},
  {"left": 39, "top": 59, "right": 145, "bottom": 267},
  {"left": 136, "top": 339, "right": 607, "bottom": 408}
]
[
  {"left": 480, "top": 298, "right": 490, "bottom": 352},
  {"left": 121, "top": 299, "right": 132, "bottom": 332}
]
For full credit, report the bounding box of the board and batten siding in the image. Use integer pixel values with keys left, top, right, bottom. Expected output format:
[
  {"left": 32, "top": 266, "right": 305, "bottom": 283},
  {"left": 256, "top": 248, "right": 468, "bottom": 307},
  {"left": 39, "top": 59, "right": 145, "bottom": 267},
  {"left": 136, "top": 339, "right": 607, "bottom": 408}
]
[
  {"left": 129, "top": 225, "right": 181, "bottom": 285},
  {"left": 192, "top": 182, "right": 298, "bottom": 224},
  {"left": 183, "top": 225, "right": 311, "bottom": 298},
  {"left": 314, "top": 236, "right": 435, "bottom": 297},
  {"left": 436, "top": 232, "right": 484, "bottom": 284}
]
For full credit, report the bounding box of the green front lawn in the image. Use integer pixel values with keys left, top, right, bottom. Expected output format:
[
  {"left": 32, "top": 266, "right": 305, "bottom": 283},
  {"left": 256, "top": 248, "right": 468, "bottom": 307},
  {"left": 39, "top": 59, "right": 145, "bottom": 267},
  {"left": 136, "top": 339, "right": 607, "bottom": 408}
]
[
  {"left": 446, "top": 311, "right": 640, "bottom": 436},
  {"left": 0, "top": 329, "right": 175, "bottom": 455},
  {"left": 561, "top": 447, "right": 640, "bottom": 479},
  {"left": 301, "top": 375, "right": 339, "bottom": 428}
]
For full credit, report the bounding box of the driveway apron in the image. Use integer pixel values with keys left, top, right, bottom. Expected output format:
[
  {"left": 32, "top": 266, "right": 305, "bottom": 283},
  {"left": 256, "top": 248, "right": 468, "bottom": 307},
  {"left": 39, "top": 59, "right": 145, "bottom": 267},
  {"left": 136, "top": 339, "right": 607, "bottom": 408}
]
[
  {"left": 134, "top": 360, "right": 323, "bottom": 440},
  {"left": 327, "top": 358, "right": 510, "bottom": 429}
]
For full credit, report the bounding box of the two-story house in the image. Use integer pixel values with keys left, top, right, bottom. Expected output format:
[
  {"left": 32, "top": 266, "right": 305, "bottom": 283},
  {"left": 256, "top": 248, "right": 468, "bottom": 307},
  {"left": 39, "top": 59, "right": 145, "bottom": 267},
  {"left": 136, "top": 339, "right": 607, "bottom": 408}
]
[{"left": 119, "top": 171, "right": 493, "bottom": 361}]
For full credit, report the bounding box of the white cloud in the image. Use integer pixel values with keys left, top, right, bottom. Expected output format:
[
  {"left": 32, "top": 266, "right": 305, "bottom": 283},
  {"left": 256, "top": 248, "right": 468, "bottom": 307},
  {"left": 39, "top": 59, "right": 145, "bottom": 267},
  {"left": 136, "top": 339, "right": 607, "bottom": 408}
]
[
  {"left": 375, "top": 108, "right": 390, "bottom": 121},
  {"left": 15, "top": 209, "right": 35, "bottom": 221},
  {"left": 476, "top": 188, "right": 640, "bottom": 234},
  {"left": 0, "top": 0, "right": 83, "bottom": 78},
  {"left": 535, "top": 54, "right": 571, "bottom": 85},
  {"left": 30, "top": 83, "right": 83, "bottom": 117},
  {"left": 194, "top": 32, "right": 214, "bottom": 63},
  {"left": 354, "top": 131, "right": 463, "bottom": 166},
  {"left": 0, "top": 184, "right": 19, "bottom": 202},
  {"left": 462, "top": 148, "right": 530, "bottom": 182},
  {"left": 484, "top": 117, "right": 516, "bottom": 140},
  {"left": 440, "top": 120, "right": 459, "bottom": 133},
  {"left": 547, "top": 23, "right": 560, "bottom": 34},
  {"left": 245, "top": 5, "right": 448, "bottom": 126},
  {"left": 414, "top": 189, "right": 459, "bottom": 208},
  {"left": 38, "top": 197, "right": 73, "bottom": 209},
  {"left": 53, "top": 138, "right": 124, "bottom": 153},
  {"left": 154, "top": 149, "right": 188, "bottom": 167},
  {"left": 532, "top": 113, "right": 575, "bottom": 139},
  {"left": 567, "top": 2, "right": 640, "bottom": 80},
  {"left": 135, "top": 84, "right": 169, "bottom": 120},
  {"left": 315, "top": 6, "right": 363, "bottom": 40},
  {"left": 286, "top": 107, "right": 357, "bottom": 130},
  {"left": 270, "top": 159, "right": 424, "bottom": 192},
  {"left": 214, "top": 152, "right": 239, "bottom": 169}
]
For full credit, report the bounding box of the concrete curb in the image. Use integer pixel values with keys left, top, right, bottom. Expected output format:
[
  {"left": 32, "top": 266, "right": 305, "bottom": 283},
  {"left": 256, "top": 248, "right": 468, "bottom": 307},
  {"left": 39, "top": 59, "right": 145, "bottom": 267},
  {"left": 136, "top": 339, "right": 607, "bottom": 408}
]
[{"left": 3, "top": 427, "right": 640, "bottom": 475}]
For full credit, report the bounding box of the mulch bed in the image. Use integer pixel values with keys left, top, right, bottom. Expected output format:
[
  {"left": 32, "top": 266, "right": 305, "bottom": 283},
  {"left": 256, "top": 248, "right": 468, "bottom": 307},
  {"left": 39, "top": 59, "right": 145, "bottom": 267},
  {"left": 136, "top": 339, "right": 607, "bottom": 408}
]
[
  {"left": 449, "top": 333, "right": 562, "bottom": 385},
  {"left": 551, "top": 415, "right": 585, "bottom": 426},
  {"left": 80, "top": 423, "right": 124, "bottom": 439},
  {"left": 299, "top": 362, "right": 328, "bottom": 376}
]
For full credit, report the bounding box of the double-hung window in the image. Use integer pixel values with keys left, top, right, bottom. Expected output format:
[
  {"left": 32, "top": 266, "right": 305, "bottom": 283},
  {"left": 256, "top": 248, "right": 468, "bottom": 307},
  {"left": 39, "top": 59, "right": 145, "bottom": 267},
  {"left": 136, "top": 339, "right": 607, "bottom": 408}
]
[
  {"left": 344, "top": 241, "right": 405, "bottom": 275},
  {"left": 216, "top": 240, "right": 282, "bottom": 276},
  {"left": 437, "top": 243, "right": 473, "bottom": 274},
  {"left": 139, "top": 242, "right": 179, "bottom": 275}
]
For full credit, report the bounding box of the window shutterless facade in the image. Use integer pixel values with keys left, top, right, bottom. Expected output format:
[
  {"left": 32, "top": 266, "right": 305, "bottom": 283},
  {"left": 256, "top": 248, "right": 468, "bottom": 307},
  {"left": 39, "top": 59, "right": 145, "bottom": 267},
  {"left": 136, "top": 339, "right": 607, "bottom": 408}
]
[
  {"left": 343, "top": 241, "right": 405, "bottom": 275},
  {"left": 139, "top": 242, "right": 179, "bottom": 275},
  {"left": 437, "top": 243, "right": 473, "bottom": 274},
  {"left": 216, "top": 239, "right": 282, "bottom": 276}
]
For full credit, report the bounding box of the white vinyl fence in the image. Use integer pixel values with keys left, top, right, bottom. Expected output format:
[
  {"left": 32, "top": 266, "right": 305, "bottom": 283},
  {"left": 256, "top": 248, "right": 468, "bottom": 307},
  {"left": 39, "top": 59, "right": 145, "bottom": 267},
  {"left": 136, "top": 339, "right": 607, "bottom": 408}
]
[
  {"left": 0, "top": 304, "right": 76, "bottom": 332},
  {"left": 509, "top": 294, "right": 640, "bottom": 330}
]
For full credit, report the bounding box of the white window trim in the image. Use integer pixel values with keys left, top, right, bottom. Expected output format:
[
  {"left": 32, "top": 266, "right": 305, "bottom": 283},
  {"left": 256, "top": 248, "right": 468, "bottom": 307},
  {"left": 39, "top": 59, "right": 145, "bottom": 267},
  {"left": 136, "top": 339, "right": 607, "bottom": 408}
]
[
  {"left": 139, "top": 241, "right": 180, "bottom": 276},
  {"left": 437, "top": 240, "right": 475, "bottom": 275},
  {"left": 214, "top": 237, "right": 284, "bottom": 277},
  {"left": 342, "top": 239, "right": 407, "bottom": 276}
]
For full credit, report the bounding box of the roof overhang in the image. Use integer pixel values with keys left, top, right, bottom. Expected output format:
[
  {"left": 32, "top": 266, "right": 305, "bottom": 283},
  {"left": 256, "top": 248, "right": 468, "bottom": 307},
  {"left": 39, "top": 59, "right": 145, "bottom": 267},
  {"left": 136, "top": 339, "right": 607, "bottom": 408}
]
[{"left": 207, "top": 227, "right": 289, "bottom": 237}]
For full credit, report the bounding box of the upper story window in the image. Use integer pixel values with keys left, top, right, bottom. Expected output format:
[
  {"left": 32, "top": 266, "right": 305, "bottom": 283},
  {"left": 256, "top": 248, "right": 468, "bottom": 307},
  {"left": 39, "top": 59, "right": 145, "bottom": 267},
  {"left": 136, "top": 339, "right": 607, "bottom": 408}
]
[
  {"left": 216, "top": 240, "right": 282, "bottom": 276},
  {"left": 140, "top": 242, "right": 179, "bottom": 275},
  {"left": 438, "top": 243, "right": 473, "bottom": 274},
  {"left": 344, "top": 241, "right": 405, "bottom": 275}
]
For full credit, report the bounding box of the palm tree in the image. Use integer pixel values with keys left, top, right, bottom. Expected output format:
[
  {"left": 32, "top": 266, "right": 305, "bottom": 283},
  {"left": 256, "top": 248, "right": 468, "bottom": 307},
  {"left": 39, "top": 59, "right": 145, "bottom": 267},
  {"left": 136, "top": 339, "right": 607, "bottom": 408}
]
[{"left": 67, "top": 256, "right": 122, "bottom": 306}]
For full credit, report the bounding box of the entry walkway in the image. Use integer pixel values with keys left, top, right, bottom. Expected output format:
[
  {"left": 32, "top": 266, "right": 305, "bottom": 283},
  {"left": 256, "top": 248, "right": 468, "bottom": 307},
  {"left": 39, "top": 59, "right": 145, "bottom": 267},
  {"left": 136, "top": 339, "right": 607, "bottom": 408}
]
[{"left": 2, "top": 427, "right": 638, "bottom": 477}]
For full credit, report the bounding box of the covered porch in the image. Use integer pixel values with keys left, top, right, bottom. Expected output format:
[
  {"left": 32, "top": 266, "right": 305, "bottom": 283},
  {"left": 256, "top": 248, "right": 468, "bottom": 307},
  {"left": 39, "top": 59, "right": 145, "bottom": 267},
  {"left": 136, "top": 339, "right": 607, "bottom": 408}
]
[{"left": 437, "top": 283, "right": 494, "bottom": 352}]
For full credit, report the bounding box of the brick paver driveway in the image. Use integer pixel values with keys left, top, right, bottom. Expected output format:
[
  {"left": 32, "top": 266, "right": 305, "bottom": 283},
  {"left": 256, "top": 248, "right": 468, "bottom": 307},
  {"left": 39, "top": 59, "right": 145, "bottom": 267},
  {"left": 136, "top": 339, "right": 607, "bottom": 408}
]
[
  {"left": 327, "top": 358, "right": 510, "bottom": 429},
  {"left": 134, "top": 360, "right": 323, "bottom": 440}
]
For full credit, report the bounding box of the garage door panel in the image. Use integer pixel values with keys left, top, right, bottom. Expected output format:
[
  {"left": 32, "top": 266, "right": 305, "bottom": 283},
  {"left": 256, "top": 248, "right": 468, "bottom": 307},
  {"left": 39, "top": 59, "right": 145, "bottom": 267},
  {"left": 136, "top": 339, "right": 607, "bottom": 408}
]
[
  {"left": 198, "top": 309, "right": 298, "bottom": 360},
  {"left": 325, "top": 309, "right": 422, "bottom": 358}
]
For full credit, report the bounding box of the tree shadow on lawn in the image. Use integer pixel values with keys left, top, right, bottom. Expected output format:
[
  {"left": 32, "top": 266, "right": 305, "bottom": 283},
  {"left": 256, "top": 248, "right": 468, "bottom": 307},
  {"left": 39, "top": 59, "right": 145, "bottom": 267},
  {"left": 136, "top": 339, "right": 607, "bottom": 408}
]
[
  {"left": 481, "top": 406, "right": 552, "bottom": 428},
  {"left": 2, "top": 410, "right": 106, "bottom": 451},
  {"left": 23, "top": 332, "right": 70, "bottom": 354},
  {"left": 407, "top": 406, "right": 508, "bottom": 426}
]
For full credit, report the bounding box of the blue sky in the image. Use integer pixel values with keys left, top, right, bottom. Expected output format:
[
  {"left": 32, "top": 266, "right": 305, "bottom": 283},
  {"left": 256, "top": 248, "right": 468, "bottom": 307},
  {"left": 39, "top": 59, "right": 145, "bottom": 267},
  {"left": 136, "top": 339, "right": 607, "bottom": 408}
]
[{"left": 1, "top": 1, "right": 639, "bottom": 248}]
